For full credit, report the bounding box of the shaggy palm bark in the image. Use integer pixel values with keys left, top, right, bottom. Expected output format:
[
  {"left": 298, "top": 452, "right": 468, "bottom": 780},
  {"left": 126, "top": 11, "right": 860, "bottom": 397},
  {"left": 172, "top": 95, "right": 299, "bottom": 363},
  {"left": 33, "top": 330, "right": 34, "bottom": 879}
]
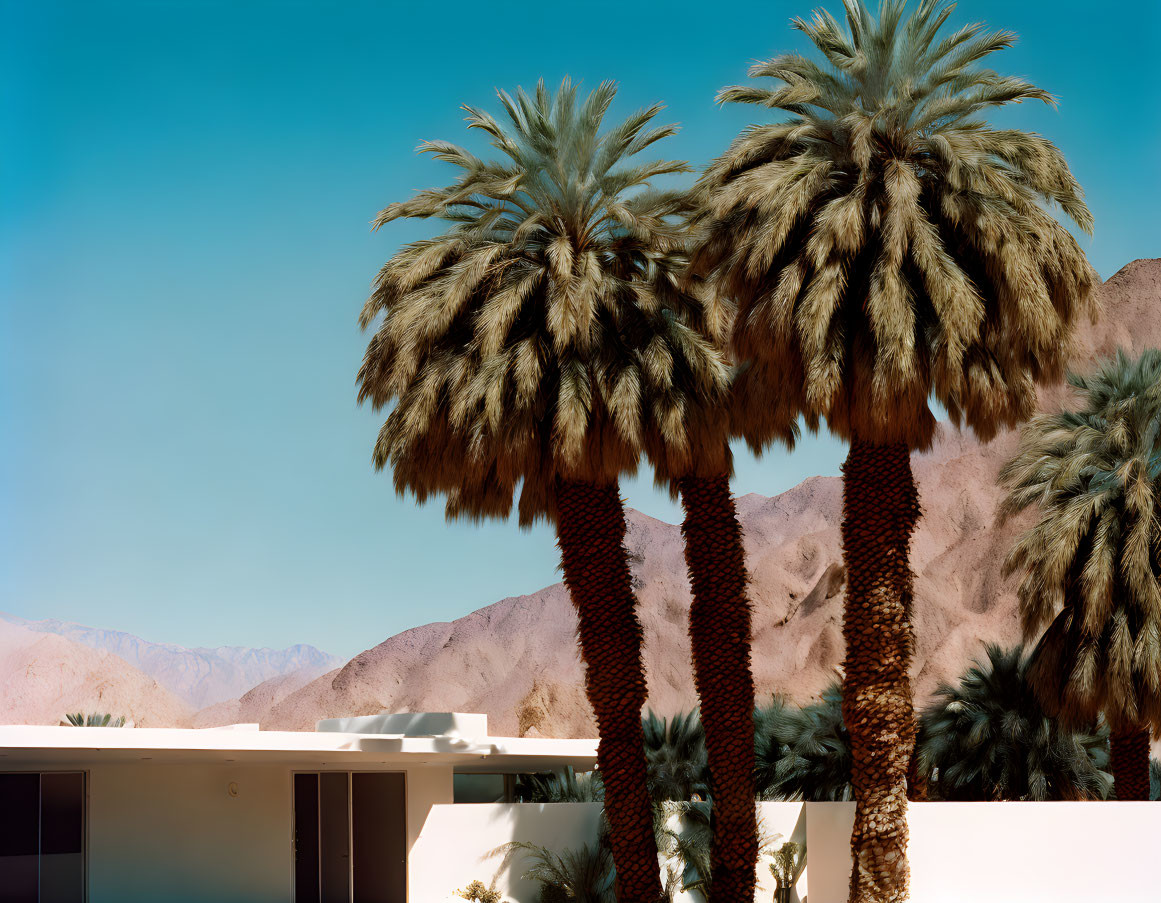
[
  {"left": 679, "top": 473, "right": 759, "bottom": 903},
  {"left": 905, "top": 745, "right": 927, "bottom": 802},
  {"left": 840, "top": 439, "right": 920, "bottom": 903},
  {"left": 1110, "top": 727, "right": 1151, "bottom": 800},
  {"left": 555, "top": 479, "right": 663, "bottom": 903}
]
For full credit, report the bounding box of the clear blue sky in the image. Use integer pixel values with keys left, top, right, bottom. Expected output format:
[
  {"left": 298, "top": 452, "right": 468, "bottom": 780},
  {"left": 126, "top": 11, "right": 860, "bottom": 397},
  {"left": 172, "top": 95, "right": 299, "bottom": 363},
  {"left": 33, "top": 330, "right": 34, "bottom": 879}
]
[{"left": 2, "top": 0, "right": 1158, "bottom": 659}]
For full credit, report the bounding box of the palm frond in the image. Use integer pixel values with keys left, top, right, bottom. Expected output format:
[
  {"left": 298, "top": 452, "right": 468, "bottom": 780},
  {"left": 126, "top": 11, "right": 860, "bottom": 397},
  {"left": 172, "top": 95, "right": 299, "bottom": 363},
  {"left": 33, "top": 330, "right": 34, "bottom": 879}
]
[{"left": 691, "top": 0, "right": 1097, "bottom": 450}]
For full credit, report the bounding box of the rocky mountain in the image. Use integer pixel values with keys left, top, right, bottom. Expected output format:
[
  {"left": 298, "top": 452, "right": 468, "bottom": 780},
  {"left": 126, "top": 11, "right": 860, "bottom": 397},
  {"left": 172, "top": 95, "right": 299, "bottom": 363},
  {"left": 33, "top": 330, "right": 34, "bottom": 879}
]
[
  {"left": 192, "top": 666, "right": 339, "bottom": 728},
  {"left": 0, "top": 612, "right": 342, "bottom": 709},
  {"left": 256, "top": 259, "right": 1161, "bottom": 737},
  {"left": 0, "top": 619, "right": 191, "bottom": 727}
]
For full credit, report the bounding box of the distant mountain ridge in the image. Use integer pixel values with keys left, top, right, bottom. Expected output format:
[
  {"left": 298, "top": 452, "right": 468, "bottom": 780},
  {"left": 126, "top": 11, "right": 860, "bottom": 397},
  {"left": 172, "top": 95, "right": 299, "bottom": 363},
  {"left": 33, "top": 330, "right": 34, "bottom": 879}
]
[{"left": 0, "top": 612, "right": 341, "bottom": 709}]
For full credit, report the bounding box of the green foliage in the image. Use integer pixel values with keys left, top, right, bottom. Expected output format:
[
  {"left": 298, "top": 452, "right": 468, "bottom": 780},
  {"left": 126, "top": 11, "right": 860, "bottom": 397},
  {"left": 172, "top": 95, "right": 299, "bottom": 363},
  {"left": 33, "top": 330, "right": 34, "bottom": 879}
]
[
  {"left": 1002, "top": 349, "right": 1161, "bottom": 734},
  {"left": 456, "top": 880, "right": 504, "bottom": 903},
  {"left": 769, "top": 840, "right": 803, "bottom": 889},
  {"left": 507, "top": 828, "right": 616, "bottom": 903},
  {"left": 64, "top": 712, "right": 125, "bottom": 727},
  {"left": 654, "top": 800, "right": 713, "bottom": 895},
  {"left": 754, "top": 683, "right": 852, "bottom": 801},
  {"left": 516, "top": 713, "right": 708, "bottom": 803},
  {"left": 642, "top": 710, "right": 709, "bottom": 801},
  {"left": 918, "top": 645, "right": 1111, "bottom": 801},
  {"left": 514, "top": 767, "right": 604, "bottom": 803},
  {"left": 1151, "top": 759, "right": 1161, "bottom": 801},
  {"left": 507, "top": 803, "right": 716, "bottom": 903}
]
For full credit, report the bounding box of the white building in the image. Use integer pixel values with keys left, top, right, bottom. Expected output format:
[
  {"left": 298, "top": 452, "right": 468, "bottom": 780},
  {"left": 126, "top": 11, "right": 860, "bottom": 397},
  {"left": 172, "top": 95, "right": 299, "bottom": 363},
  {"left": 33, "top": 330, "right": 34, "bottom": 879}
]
[
  {"left": 4, "top": 713, "right": 1159, "bottom": 903},
  {"left": 0, "top": 713, "right": 597, "bottom": 903}
]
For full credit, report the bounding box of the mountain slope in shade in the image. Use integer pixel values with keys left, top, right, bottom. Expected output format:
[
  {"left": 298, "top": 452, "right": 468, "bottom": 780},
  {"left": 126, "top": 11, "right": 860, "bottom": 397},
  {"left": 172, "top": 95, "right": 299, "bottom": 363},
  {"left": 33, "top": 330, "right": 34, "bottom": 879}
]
[
  {"left": 192, "top": 665, "right": 340, "bottom": 727},
  {"left": 0, "top": 620, "right": 191, "bottom": 727},
  {"left": 263, "top": 259, "right": 1161, "bottom": 738},
  {"left": 0, "top": 612, "right": 342, "bottom": 709}
]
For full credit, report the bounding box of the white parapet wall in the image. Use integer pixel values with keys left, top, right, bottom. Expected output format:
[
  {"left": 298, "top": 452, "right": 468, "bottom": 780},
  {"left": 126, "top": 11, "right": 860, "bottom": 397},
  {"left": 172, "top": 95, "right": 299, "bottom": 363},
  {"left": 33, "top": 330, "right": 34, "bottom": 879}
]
[
  {"left": 409, "top": 801, "right": 807, "bottom": 903},
  {"left": 410, "top": 802, "right": 605, "bottom": 902},
  {"left": 806, "top": 801, "right": 1161, "bottom": 903},
  {"left": 317, "top": 712, "right": 489, "bottom": 737}
]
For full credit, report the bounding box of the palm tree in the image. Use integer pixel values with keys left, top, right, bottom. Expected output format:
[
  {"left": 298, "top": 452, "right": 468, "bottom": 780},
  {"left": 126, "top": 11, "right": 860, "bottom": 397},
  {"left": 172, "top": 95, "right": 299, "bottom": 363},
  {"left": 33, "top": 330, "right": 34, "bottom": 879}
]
[
  {"left": 917, "top": 645, "right": 1111, "bottom": 801},
  {"left": 686, "top": 2, "right": 1097, "bottom": 898},
  {"left": 666, "top": 452, "right": 769, "bottom": 903},
  {"left": 754, "top": 683, "right": 853, "bottom": 801},
  {"left": 1001, "top": 349, "right": 1161, "bottom": 800},
  {"left": 358, "top": 78, "right": 731, "bottom": 902}
]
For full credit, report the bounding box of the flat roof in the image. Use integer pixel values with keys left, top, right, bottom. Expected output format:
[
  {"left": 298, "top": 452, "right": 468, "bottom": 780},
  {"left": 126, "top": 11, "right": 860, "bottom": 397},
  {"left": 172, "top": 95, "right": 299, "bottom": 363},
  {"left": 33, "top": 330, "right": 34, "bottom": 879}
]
[{"left": 0, "top": 725, "right": 598, "bottom": 773}]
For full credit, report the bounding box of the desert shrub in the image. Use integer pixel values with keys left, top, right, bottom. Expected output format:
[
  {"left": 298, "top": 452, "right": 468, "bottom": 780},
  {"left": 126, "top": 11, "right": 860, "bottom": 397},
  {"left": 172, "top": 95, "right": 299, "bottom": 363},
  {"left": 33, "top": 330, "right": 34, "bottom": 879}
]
[
  {"left": 456, "top": 880, "right": 503, "bottom": 903},
  {"left": 754, "top": 683, "right": 852, "bottom": 801},
  {"left": 63, "top": 712, "right": 125, "bottom": 727},
  {"left": 642, "top": 710, "right": 708, "bottom": 801},
  {"left": 514, "top": 766, "right": 603, "bottom": 803},
  {"left": 918, "top": 645, "right": 1111, "bottom": 801}
]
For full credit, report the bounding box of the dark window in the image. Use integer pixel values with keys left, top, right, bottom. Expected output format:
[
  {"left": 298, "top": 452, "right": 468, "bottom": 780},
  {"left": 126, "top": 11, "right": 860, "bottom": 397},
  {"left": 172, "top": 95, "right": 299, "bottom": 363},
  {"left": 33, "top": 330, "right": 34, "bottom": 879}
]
[{"left": 0, "top": 772, "right": 85, "bottom": 903}]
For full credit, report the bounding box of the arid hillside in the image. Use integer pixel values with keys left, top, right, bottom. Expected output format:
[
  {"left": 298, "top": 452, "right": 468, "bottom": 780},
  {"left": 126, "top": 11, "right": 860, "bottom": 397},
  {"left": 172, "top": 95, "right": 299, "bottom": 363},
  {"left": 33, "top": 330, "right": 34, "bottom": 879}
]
[
  {"left": 0, "top": 619, "right": 191, "bottom": 727},
  {"left": 240, "top": 259, "right": 1160, "bottom": 737},
  {"left": 0, "top": 611, "right": 342, "bottom": 709}
]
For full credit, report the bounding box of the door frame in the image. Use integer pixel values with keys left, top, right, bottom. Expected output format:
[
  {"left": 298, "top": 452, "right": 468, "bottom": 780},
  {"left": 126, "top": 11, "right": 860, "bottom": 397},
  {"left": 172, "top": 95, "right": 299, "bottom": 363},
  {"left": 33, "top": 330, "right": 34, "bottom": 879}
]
[{"left": 291, "top": 769, "right": 408, "bottom": 903}]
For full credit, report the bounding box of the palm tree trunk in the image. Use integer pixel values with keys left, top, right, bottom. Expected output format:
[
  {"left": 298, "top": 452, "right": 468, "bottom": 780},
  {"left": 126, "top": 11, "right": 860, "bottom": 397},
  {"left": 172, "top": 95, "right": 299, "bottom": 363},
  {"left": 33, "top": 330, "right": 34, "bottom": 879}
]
[
  {"left": 1109, "top": 726, "right": 1150, "bottom": 800},
  {"left": 555, "top": 478, "right": 663, "bottom": 903},
  {"left": 679, "top": 472, "right": 758, "bottom": 903},
  {"left": 840, "top": 438, "right": 920, "bottom": 903}
]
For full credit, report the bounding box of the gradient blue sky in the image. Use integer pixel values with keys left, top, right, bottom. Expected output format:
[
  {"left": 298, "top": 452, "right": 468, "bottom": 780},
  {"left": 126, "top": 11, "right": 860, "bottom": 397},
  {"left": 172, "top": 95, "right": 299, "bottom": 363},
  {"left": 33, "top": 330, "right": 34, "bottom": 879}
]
[{"left": 2, "top": 0, "right": 1158, "bottom": 659}]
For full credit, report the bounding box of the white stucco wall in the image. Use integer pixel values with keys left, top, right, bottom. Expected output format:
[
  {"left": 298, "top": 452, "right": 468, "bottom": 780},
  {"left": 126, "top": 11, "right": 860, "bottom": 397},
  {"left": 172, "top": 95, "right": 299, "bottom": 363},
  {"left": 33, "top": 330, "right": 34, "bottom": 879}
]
[
  {"left": 805, "top": 801, "right": 1161, "bottom": 903},
  {"left": 409, "top": 801, "right": 808, "bottom": 903},
  {"left": 410, "top": 802, "right": 605, "bottom": 902},
  {"left": 907, "top": 802, "right": 1161, "bottom": 903},
  {"left": 87, "top": 763, "right": 292, "bottom": 903},
  {"left": 83, "top": 760, "right": 452, "bottom": 903}
]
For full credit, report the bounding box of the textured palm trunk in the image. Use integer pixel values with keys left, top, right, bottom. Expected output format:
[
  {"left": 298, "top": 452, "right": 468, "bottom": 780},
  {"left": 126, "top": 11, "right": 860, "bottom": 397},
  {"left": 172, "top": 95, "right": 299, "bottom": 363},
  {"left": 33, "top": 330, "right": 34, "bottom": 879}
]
[
  {"left": 679, "top": 472, "right": 759, "bottom": 903},
  {"left": 1109, "top": 726, "right": 1150, "bottom": 800},
  {"left": 840, "top": 438, "right": 920, "bottom": 903},
  {"left": 905, "top": 744, "right": 927, "bottom": 802},
  {"left": 555, "top": 478, "right": 663, "bottom": 903}
]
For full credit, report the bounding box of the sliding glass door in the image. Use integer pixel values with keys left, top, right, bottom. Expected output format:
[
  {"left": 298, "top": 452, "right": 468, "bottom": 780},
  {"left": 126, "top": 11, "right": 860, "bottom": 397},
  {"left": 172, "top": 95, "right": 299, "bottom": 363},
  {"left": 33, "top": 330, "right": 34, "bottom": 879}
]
[
  {"left": 293, "top": 772, "right": 405, "bottom": 903},
  {"left": 0, "top": 772, "right": 86, "bottom": 903}
]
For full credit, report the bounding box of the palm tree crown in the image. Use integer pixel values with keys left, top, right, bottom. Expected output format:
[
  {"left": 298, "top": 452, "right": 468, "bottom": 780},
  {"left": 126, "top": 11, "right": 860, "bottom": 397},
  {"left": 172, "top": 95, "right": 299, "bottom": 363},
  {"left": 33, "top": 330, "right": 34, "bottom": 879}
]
[
  {"left": 689, "top": 0, "right": 1097, "bottom": 449},
  {"left": 358, "top": 78, "right": 730, "bottom": 524},
  {"left": 917, "top": 644, "right": 1111, "bottom": 801},
  {"left": 1001, "top": 349, "right": 1161, "bottom": 732}
]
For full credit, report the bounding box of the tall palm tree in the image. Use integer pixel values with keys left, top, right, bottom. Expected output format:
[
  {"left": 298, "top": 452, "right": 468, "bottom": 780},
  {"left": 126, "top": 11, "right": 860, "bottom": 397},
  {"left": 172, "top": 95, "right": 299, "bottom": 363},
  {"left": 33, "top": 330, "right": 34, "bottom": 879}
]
[
  {"left": 687, "top": 2, "right": 1097, "bottom": 899},
  {"left": 642, "top": 258, "right": 779, "bottom": 903},
  {"left": 1001, "top": 349, "right": 1161, "bottom": 800},
  {"left": 648, "top": 329, "right": 782, "bottom": 901},
  {"left": 917, "top": 645, "right": 1111, "bottom": 801},
  {"left": 665, "top": 431, "right": 778, "bottom": 903},
  {"left": 357, "top": 78, "right": 731, "bottom": 902}
]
